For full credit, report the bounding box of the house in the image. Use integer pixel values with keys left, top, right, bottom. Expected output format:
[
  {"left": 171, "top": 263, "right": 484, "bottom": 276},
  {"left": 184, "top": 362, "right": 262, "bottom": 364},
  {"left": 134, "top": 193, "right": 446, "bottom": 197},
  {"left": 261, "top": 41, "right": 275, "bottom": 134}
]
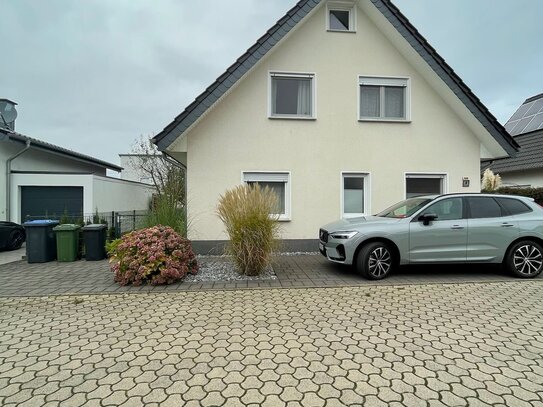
[
  {"left": 153, "top": 0, "right": 518, "bottom": 253},
  {"left": 482, "top": 93, "right": 543, "bottom": 187},
  {"left": 119, "top": 154, "right": 156, "bottom": 185},
  {"left": 0, "top": 99, "right": 155, "bottom": 224}
]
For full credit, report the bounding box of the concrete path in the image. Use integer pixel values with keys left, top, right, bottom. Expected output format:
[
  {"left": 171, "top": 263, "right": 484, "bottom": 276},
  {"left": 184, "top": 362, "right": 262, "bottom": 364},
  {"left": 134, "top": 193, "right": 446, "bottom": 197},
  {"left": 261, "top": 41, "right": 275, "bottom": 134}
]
[
  {"left": 1, "top": 282, "right": 542, "bottom": 406},
  {"left": 0, "top": 244, "right": 25, "bottom": 266}
]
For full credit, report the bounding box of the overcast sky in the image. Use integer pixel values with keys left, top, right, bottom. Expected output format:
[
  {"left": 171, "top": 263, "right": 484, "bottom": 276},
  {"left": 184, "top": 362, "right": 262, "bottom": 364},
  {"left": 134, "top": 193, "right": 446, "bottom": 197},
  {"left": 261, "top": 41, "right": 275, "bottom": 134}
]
[{"left": 1, "top": 0, "right": 542, "bottom": 166}]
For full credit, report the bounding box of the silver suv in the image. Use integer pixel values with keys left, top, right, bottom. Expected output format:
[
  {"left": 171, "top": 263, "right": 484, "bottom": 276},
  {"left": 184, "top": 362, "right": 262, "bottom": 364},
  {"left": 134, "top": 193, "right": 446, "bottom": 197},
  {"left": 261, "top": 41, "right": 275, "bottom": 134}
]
[{"left": 319, "top": 194, "right": 543, "bottom": 280}]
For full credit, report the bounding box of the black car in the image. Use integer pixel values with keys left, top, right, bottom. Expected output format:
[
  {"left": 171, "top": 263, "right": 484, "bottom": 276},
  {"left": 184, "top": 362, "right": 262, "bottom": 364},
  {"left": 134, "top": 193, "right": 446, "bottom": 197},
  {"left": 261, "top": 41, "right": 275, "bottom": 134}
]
[{"left": 0, "top": 222, "right": 25, "bottom": 251}]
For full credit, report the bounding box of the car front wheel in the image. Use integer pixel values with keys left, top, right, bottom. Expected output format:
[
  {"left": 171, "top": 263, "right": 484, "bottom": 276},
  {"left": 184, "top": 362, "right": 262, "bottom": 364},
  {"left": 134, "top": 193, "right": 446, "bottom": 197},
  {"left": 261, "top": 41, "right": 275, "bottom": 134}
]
[
  {"left": 7, "top": 230, "right": 24, "bottom": 251},
  {"left": 357, "top": 242, "right": 395, "bottom": 280},
  {"left": 506, "top": 240, "right": 543, "bottom": 278}
]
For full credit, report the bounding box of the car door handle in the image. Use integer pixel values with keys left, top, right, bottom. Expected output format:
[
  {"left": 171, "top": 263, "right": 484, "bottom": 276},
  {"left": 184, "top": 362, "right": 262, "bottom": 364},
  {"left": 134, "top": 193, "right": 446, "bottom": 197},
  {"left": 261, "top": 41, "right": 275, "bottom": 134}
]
[
  {"left": 501, "top": 223, "right": 514, "bottom": 227},
  {"left": 450, "top": 225, "right": 465, "bottom": 230}
]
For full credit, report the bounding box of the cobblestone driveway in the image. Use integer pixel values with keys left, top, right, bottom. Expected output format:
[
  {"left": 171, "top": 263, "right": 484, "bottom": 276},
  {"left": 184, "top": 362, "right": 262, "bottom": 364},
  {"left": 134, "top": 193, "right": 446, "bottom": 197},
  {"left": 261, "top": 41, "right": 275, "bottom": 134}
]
[{"left": 1, "top": 282, "right": 543, "bottom": 406}]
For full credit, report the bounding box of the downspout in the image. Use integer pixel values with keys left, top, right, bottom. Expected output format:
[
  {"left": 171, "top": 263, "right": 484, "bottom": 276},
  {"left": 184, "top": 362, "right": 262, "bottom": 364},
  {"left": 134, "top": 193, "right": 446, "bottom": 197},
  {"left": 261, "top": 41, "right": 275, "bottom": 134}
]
[{"left": 6, "top": 140, "right": 31, "bottom": 221}]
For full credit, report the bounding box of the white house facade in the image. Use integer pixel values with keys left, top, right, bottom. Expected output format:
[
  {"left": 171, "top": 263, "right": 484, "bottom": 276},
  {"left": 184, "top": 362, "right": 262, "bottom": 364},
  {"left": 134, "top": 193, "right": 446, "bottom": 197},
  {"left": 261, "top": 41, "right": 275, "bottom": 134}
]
[{"left": 153, "top": 0, "right": 518, "bottom": 252}]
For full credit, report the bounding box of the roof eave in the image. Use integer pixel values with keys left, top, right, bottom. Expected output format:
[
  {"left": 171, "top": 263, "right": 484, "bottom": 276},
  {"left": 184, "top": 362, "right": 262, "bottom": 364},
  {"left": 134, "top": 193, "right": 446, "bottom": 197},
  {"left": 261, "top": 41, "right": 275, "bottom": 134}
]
[{"left": 1, "top": 128, "right": 122, "bottom": 172}]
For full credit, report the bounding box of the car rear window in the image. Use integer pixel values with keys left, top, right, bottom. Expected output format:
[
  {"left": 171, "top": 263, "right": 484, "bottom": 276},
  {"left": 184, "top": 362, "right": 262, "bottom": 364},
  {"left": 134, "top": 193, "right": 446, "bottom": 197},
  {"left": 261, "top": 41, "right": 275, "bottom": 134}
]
[
  {"left": 496, "top": 197, "right": 532, "bottom": 215},
  {"left": 467, "top": 197, "right": 504, "bottom": 219}
]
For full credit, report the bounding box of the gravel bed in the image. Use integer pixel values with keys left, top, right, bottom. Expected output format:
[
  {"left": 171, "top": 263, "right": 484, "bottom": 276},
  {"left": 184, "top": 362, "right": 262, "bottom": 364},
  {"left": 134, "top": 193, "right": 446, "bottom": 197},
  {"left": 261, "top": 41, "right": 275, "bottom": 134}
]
[{"left": 185, "top": 259, "right": 277, "bottom": 282}]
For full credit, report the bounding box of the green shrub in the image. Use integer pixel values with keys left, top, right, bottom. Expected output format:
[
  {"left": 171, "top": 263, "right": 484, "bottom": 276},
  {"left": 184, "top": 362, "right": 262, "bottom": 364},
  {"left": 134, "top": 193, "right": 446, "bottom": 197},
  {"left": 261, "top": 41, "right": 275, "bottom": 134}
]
[
  {"left": 146, "top": 194, "right": 187, "bottom": 236},
  {"left": 483, "top": 187, "right": 543, "bottom": 205},
  {"left": 217, "top": 184, "right": 280, "bottom": 276},
  {"left": 107, "top": 225, "right": 198, "bottom": 286}
]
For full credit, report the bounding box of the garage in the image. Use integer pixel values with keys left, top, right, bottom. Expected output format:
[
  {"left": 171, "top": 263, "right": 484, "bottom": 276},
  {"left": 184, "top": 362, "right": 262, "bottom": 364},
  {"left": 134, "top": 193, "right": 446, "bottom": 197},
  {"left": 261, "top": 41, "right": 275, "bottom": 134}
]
[{"left": 20, "top": 186, "right": 84, "bottom": 221}]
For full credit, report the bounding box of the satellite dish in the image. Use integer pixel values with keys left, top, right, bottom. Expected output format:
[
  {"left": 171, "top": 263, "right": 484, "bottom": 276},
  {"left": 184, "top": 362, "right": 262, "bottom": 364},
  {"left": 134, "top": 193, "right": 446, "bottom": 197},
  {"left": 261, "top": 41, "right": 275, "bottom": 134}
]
[{"left": 0, "top": 99, "right": 18, "bottom": 130}]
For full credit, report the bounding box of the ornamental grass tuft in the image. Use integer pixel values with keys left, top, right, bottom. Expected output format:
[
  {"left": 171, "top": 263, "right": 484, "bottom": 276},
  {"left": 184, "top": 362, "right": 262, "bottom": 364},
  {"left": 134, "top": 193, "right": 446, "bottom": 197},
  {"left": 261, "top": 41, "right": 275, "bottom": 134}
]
[
  {"left": 107, "top": 225, "right": 198, "bottom": 286},
  {"left": 217, "top": 184, "right": 280, "bottom": 276}
]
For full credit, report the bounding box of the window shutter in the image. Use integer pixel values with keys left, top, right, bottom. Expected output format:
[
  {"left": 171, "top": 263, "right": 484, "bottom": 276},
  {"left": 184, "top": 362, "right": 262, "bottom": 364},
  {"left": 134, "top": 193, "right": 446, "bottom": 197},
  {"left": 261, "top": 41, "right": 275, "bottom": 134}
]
[{"left": 243, "top": 172, "right": 289, "bottom": 183}]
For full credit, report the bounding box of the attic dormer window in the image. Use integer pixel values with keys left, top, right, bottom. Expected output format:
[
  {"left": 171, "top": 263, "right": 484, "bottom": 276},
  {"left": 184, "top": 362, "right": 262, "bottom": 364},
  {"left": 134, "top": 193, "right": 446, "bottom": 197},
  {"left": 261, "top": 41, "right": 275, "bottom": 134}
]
[{"left": 327, "top": 2, "right": 356, "bottom": 32}]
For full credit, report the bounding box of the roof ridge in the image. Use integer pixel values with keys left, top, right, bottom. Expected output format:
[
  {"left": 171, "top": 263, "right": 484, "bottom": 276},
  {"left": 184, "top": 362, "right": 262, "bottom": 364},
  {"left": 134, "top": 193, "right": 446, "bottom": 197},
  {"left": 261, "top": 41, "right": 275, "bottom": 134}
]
[{"left": 525, "top": 93, "right": 543, "bottom": 104}]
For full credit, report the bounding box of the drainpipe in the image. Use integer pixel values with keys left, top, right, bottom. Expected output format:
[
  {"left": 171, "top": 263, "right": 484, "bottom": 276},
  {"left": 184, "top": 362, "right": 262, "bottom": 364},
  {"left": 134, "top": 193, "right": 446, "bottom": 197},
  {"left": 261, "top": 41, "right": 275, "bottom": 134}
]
[{"left": 6, "top": 140, "right": 31, "bottom": 221}]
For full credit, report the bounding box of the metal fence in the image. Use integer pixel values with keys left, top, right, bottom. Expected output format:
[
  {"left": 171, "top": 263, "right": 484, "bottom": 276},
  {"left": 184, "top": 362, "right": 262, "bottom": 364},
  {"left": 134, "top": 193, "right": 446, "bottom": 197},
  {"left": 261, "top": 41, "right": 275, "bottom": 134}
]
[{"left": 23, "top": 210, "right": 149, "bottom": 239}]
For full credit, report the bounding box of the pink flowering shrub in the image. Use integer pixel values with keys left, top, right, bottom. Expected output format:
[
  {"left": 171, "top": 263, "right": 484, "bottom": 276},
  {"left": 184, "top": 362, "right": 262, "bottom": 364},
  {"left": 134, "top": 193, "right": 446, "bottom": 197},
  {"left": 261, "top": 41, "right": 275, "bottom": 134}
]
[{"left": 108, "top": 225, "right": 198, "bottom": 286}]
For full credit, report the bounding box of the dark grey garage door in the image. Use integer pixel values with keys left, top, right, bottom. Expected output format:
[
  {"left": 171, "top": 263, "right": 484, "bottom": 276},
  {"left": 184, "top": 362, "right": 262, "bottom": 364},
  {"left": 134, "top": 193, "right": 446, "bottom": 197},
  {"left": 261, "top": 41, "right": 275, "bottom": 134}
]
[{"left": 21, "top": 186, "right": 84, "bottom": 221}]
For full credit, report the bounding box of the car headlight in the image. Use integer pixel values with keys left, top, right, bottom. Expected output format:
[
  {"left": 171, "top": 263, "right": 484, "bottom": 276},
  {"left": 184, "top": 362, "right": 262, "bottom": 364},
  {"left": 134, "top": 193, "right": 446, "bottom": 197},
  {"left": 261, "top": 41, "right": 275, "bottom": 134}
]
[{"left": 330, "top": 231, "right": 358, "bottom": 239}]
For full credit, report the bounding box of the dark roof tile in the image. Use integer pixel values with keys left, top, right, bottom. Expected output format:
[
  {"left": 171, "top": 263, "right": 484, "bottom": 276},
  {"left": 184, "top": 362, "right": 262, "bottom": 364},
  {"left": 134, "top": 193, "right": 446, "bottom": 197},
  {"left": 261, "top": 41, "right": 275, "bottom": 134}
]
[{"left": 482, "top": 129, "right": 543, "bottom": 173}]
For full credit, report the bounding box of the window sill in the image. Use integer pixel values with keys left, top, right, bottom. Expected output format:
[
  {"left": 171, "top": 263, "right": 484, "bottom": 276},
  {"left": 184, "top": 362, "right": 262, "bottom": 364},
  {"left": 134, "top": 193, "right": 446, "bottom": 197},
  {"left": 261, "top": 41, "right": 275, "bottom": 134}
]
[
  {"left": 327, "top": 29, "right": 356, "bottom": 33},
  {"left": 269, "top": 116, "right": 316, "bottom": 121},
  {"left": 277, "top": 216, "right": 291, "bottom": 222},
  {"left": 358, "top": 118, "right": 411, "bottom": 123}
]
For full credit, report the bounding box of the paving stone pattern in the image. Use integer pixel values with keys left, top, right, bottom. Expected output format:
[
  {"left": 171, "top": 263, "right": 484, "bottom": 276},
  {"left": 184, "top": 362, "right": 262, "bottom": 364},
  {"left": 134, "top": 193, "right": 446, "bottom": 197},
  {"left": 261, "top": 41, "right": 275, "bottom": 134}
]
[
  {"left": 0, "top": 255, "right": 536, "bottom": 297},
  {"left": 1, "top": 282, "right": 543, "bottom": 406}
]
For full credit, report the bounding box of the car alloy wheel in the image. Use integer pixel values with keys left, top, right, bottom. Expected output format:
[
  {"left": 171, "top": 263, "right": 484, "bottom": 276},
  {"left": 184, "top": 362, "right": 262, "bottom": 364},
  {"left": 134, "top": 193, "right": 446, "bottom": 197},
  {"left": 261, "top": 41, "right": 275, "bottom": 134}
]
[
  {"left": 368, "top": 246, "right": 392, "bottom": 278},
  {"left": 357, "top": 242, "right": 396, "bottom": 280},
  {"left": 513, "top": 244, "right": 542, "bottom": 276},
  {"left": 8, "top": 230, "right": 24, "bottom": 251}
]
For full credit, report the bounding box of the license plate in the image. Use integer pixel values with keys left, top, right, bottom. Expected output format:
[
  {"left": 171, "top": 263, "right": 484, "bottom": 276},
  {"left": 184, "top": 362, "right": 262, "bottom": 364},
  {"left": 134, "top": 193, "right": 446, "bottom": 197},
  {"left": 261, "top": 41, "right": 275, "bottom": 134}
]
[{"left": 319, "top": 243, "right": 324, "bottom": 251}]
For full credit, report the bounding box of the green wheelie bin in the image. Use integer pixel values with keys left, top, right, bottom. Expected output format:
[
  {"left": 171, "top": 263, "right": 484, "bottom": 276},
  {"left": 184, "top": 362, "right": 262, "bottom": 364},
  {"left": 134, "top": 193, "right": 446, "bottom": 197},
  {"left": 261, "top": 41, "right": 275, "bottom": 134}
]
[{"left": 53, "top": 224, "right": 81, "bottom": 262}]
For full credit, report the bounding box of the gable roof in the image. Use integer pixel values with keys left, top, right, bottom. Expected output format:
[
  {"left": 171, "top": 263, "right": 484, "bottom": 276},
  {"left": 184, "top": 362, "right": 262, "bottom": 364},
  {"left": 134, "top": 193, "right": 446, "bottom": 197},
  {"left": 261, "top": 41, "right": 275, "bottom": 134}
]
[
  {"left": 481, "top": 129, "right": 543, "bottom": 174},
  {"left": 0, "top": 127, "right": 122, "bottom": 172},
  {"left": 153, "top": 0, "right": 519, "bottom": 156}
]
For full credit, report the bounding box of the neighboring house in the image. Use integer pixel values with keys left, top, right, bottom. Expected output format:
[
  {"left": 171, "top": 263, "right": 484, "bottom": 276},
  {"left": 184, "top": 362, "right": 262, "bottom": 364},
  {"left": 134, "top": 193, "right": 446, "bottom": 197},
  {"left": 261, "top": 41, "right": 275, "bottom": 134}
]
[
  {"left": 482, "top": 93, "right": 543, "bottom": 187},
  {"left": 153, "top": 0, "right": 518, "bottom": 252},
  {"left": 119, "top": 154, "right": 157, "bottom": 185},
  {"left": 0, "top": 100, "right": 155, "bottom": 224}
]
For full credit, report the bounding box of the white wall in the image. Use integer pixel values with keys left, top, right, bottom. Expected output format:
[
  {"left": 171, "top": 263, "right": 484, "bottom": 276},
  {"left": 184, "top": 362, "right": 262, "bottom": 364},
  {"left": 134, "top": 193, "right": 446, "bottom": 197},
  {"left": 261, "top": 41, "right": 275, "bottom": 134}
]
[
  {"left": 119, "top": 155, "right": 155, "bottom": 184},
  {"left": 9, "top": 173, "right": 154, "bottom": 224},
  {"left": 93, "top": 176, "right": 154, "bottom": 212},
  {"left": 500, "top": 169, "right": 543, "bottom": 188},
  {"left": 10, "top": 173, "right": 94, "bottom": 224},
  {"left": 168, "top": 1, "right": 488, "bottom": 241}
]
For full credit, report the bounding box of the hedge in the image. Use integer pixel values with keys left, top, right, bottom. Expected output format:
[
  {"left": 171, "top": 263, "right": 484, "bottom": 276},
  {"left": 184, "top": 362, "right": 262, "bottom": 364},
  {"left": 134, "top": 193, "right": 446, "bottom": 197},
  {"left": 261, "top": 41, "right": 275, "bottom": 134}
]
[{"left": 482, "top": 187, "right": 543, "bottom": 205}]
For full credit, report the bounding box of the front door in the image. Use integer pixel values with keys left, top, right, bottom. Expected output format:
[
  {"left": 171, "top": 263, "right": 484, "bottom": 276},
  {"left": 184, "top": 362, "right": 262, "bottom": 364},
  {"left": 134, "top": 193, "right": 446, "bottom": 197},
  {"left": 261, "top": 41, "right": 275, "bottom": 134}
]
[{"left": 409, "top": 197, "right": 467, "bottom": 263}]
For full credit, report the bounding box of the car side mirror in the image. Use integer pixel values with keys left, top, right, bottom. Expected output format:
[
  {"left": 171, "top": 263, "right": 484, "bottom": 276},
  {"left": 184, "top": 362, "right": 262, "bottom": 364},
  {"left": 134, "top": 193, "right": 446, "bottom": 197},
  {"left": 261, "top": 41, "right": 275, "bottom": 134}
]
[{"left": 418, "top": 213, "right": 438, "bottom": 226}]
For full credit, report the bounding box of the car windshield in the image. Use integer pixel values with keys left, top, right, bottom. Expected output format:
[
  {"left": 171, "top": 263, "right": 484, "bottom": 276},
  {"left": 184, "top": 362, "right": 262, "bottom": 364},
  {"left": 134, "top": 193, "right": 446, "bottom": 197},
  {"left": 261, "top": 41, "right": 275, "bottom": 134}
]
[{"left": 376, "top": 197, "right": 433, "bottom": 218}]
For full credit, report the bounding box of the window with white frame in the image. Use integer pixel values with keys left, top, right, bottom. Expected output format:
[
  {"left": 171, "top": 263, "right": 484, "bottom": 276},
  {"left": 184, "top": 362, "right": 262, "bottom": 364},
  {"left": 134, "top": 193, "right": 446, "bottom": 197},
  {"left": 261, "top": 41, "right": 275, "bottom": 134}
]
[
  {"left": 327, "top": 2, "right": 356, "bottom": 32},
  {"left": 405, "top": 174, "right": 446, "bottom": 198},
  {"left": 359, "top": 76, "right": 409, "bottom": 120},
  {"left": 342, "top": 173, "right": 368, "bottom": 218},
  {"left": 270, "top": 73, "right": 315, "bottom": 119},
  {"left": 243, "top": 172, "right": 290, "bottom": 220}
]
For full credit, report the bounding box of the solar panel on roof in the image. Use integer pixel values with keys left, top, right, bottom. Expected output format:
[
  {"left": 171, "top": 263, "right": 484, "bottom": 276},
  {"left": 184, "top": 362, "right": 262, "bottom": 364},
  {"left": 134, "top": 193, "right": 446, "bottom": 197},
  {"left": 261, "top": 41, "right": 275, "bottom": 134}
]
[
  {"left": 504, "top": 94, "right": 543, "bottom": 136},
  {"left": 508, "top": 103, "right": 532, "bottom": 122},
  {"left": 525, "top": 99, "right": 543, "bottom": 116},
  {"left": 524, "top": 112, "right": 543, "bottom": 133}
]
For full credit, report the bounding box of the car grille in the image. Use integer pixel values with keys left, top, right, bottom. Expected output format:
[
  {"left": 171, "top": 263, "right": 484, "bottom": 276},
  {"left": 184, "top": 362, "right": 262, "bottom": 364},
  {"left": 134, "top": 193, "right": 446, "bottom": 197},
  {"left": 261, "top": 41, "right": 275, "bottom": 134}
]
[{"left": 319, "top": 229, "right": 329, "bottom": 243}]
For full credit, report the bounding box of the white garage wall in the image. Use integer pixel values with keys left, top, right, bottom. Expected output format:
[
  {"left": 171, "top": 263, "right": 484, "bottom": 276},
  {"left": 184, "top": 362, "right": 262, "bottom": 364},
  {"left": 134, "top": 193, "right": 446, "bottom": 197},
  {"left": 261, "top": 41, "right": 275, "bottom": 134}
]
[
  {"left": 10, "top": 173, "right": 94, "bottom": 224},
  {"left": 9, "top": 173, "right": 155, "bottom": 224},
  {"left": 92, "top": 176, "right": 154, "bottom": 213}
]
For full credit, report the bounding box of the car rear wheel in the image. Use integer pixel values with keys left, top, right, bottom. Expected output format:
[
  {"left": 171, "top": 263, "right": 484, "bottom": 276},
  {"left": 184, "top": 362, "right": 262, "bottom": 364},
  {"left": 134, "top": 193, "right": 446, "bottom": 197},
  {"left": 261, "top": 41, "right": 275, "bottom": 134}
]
[
  {"left": 7, "top": 230, "right": 24, "bottom": 251},
  {"left": 505, "top": 240, "right": 543, "bottom": 278},
  {"left": 357, "top": 242, "right": 395, "bottom": 280}
]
